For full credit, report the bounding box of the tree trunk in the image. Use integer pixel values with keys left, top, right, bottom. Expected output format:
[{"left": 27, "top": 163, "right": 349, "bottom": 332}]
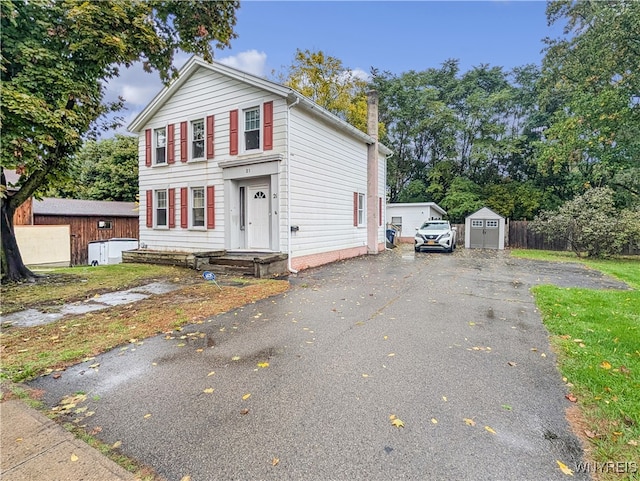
[{"left": 1, "top": 197, "right": 36, "bottom": 283}]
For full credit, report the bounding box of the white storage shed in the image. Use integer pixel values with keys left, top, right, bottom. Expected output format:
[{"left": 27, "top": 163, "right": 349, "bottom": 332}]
[
  {"left": 386, "top": 202, "right": 446, "bottom": 242},
  {"left": 465, "top": 207, "right": 505, "bottom": 250}
]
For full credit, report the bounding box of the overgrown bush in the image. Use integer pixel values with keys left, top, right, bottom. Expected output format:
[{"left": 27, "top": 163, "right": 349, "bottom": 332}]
[{"left": 530, "top": 187, "right": 640, "bottom": 258}]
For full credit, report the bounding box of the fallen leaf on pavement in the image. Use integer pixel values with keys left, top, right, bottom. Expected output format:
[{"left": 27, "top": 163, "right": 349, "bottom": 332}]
[
  {"left": 203, "top": 388, "right": 214, "bottom": 394},
  {"left": 272, "top": 458, "right": 280, "bottom": 466},
  {"left": 431, "top": 418, "right": 438, "bottom": 424},
  {"left": 565, "top": 394, "right": 577, "bottom": 403},
  {"left": 180, "top": 476, "right": 192, "bottom": 481},
  {"left": 257, "top": 362, "right": 269, "bottom": 368},
  {"left": 242, "top": 393, "right": 251, "bottom": 400},
  {"left": 112, "top": 440, "right": 122, "bottom": 449},
  {"left": 144, "top": 413, "right": 152, "bottom": 419},
  {"left": 463, "top": 418, "right": 476, "bottom": 427},
  {"left": 240, "top": 409, "right": 249, "bottom": 415},
  {"left": 484, "top": 426, "right": 496, "bottom": 434},
  {"left": 584, "top": 430, "right": 597, "bottom": 439},
  {"left": 507, "top": 361, "right": 517, "bottom": 367},
  {"left": 70, "top": 453, "right": 78, "bottom": 462},
  {"left": 556, "top": 460, "right": 574, "bottom": 476},
  {"left": 207, "top": 371, "right": 215, "bottom": 376},
  {"left": 391, "top": 418, "right": 405, "bottom": 428}
]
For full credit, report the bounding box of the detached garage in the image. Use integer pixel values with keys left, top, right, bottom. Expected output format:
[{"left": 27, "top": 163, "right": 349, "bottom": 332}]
[
  {"left": 465, "top": 207, "right": 505, "bottom": 250},
  {"left": 387, "top": 202, "right": 446, "bottom": 242}
]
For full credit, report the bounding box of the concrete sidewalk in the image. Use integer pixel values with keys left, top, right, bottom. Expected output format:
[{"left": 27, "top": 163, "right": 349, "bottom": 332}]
[{"left": 1, "top": 398, "right": 135, "bottom": 481}]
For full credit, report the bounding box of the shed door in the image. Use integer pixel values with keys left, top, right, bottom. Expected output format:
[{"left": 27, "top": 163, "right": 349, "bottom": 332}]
[
  {"left": 484, "top": 219, "right": 500, "bottom": 249},
  {"left": 470, "top": 219, "right": 500, "bottom": 249},
  {"left": 470, "top": 219, "right": 485, "bottom": 248},
  {"left": 247, "top": 184, "right": 270, "bottom": 249}
]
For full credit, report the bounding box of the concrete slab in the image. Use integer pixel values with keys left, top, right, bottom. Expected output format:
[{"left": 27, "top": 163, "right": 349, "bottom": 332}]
[{"left": 0, "top": 399, "right": 134, "bottom": 481}]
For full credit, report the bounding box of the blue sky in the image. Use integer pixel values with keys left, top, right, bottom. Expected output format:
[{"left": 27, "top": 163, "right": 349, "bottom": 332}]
[{"left": 108, "top": 1, "right": 565, "bottom": 134}]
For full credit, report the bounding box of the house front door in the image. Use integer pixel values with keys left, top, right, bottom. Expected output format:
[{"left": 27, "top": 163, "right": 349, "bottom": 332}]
[{"left": 247, "top": 183, "right": 270, "bottom": 249}]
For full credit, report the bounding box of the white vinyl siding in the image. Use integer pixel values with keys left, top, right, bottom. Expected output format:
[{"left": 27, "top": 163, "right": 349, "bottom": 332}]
[
  {"left": 286, "top": 107, "right": 370, "bottom": 257},
  {"left": 137, "top": 67, "right": 286, "bottom": 252}
]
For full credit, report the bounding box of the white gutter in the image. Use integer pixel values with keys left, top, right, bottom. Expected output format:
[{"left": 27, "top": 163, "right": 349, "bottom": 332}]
[{"left": 286, "top": 97, "right": 300, "bottom": 274}]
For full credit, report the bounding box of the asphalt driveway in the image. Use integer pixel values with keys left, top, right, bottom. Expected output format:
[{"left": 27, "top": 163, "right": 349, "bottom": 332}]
[{"left": 30, "top": 246, "right": 627, "bottom": 480}]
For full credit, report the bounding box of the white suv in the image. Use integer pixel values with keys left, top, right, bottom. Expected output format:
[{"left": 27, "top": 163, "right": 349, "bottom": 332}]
[{"left": 414, "top": 220, "right": 457, "bottom": 253}]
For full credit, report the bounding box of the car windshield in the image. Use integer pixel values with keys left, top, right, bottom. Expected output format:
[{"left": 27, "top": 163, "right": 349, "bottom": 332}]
[{"left": 420, "top": 222, "right": 448, "bottom": 230}]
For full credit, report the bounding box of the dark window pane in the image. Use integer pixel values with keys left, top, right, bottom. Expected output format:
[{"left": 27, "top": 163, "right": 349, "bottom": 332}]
[
  {"left": 192, "top": 140, "right": 204, "bottom": 159},
  {"left": 245, "top": 130, "right": 260, "bottom": 150}
]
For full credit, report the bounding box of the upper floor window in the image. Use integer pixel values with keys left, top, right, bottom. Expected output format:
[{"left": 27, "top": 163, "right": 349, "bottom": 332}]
[
  {"left": 154, "top": 127, "right": 166, "bottom": 164},
  {"left": 244, "top": 107, "right": 260, "bottom": 151},
  {"left": 191, "top": 119, "right": 205, "bottom": 160},
  {"left": 156, "top": 190, "right": 167, "bottom": 227},
  {"left": 191, "top": 187, "right": 205, "bottom": 227}
]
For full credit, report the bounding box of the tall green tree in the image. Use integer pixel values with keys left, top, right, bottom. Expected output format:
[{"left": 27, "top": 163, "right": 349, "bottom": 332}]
[
  {"left": 1, "top": 0, "right": 239, "bottom": 282},
  {"left": 281, "top": 48, "right": 369, "bottom": 132},
  {"left": 537, "top": 0, "right": 640, "bottom": 202},
  {"left": 47, "top": 135, "right": 139, "bottom": 201}
]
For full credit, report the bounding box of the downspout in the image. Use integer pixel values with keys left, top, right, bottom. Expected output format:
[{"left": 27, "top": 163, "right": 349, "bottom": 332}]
[{"left": 287, "top": 96, "right": 300, "bottom": 274}]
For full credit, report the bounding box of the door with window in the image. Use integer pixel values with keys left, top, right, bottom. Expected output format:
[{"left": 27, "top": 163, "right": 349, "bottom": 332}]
[
  {"left": 470, "top": 219, "right": 500, "bottom": 249},
  {"left": 247, "top": 184, "right": 270, "bottom": 249}
]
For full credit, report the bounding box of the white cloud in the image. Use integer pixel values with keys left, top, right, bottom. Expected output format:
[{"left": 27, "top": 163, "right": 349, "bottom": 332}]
[
  {"left": 218, "top": 50, "right": 268, "bottom": 77},
  {"left": 351, "top": 68, "right": 370, "bottom": 82}
]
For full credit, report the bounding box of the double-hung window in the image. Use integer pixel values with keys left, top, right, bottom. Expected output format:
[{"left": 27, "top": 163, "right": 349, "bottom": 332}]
[
  {"left": 156, "top": 190, "right": 167, "bottom": 227},
  {"left": 191, "top": 187, "right": 205, "bottom": 227},
  {"left": 244, "top": 107, "right": 260, "bottom": 151},
  {"left": 154, "top": 127, "right": 166, "bottom": 164},
  {"left": 191, "top": 119, "right": 205, "bottom": 160},
  {"left": 357, "top": 193, "right": 365, "bottom": 226}
]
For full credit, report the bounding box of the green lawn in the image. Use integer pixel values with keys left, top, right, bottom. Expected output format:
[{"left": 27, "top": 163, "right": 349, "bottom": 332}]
[{"left": 512, "top": 250, "right": 640, "bottom": 480}]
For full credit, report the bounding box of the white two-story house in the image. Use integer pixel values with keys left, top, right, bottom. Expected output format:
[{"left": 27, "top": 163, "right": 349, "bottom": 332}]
[{"left": 128, "top": 56, "right": 391, "bottom": 272}]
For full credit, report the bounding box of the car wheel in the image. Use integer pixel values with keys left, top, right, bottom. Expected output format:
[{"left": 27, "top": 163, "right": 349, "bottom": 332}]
[{"left": 414, "top": 247, "right": 420, "bottom": 253}]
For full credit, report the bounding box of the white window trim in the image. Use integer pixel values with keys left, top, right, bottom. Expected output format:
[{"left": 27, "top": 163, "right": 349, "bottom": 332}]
[
  {"left": 357, "top": 192, "right": 366, "bottom": 227},
  {"left": 239, "top": 101, "right": 264, "bottom": 155},
  {"left": 486, "top": 220, "right": 499, "bottom": 229},
  {"left": 471, "top": 219, "right": 483, "bottom": 228},
  {"left": 189, "top": 186, "right": 206, "bottom": 230},
  {"left": 155, "top": 189, "right": 169, "bottom": 229},
  {"left": 152, "top": 126, "right": 168, "bottom": 166},
  {"left": 188, "top": 116, "right": 207, "bottom": 162}
]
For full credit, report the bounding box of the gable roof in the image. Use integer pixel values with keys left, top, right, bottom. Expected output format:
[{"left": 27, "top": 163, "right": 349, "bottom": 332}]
[
  {"left": 387, "top": 202, "right": 447, "bottom": 216},
  {"left": 128, "top": 55, "right": 392, "bottom": 156},
  {"left": 467, "top": 207, "right": 504, "bottom": 219},
  {"left": 33, "top": 198, "right": 138, "bottom": 217}
]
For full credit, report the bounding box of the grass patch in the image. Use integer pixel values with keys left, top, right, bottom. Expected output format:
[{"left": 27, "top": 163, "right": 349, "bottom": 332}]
[
  {"left": 515, "top": 250, "right": 640, "bottom": 480},
  {"left": 1, "top": 279, "right": 289, "bottom": 382},
  {"left": 0, "top": 263, "right": 198, "bottom": 315}
]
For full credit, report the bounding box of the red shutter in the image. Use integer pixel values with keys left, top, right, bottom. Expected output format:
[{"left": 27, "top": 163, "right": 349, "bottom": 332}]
[
  {"left": 168, "top": 188, "right": 175, "bottom": 228},
  {"left": 353, "top": 192, "right": 359, "bottom": 227},
  {"left": 180, "top": 187, "right": 188, "bottom": 228},
  {"left": 379, "top": 197, "right": 383, "bottom": 226},
  {"left": 207, "top": 185, "right": 215, "bottom": 229},
  {"left": 167, "top": 124, "right": 175, "bottom": 164},
  {"left": 206, "top": 115, "right": 215, "bottom": 159},
  {"left": 180, "top": 121, "right": 188, "bottom": 162},
  {"left": 146, "top": 190, "right": 153, "bottom": 227},
  {"left": 263, "top": 101, "right": 273, "bottom": 151},
  {"left": 145, "top": 129, "right": 152, "bottom": 167},
  {"left": 230, "top": 109, "right": 238, "bottom": 155}
]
